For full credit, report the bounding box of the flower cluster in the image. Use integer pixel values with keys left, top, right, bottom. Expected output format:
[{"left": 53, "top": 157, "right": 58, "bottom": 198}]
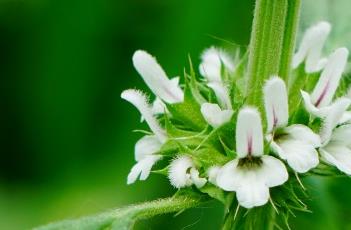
[{"left": 121, "top": 21, "right": 351, "bottom": 210}]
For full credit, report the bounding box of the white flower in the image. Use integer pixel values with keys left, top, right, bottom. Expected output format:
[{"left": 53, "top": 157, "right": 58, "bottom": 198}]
[
  {"left": 200, "top": 103, "right": 233, "bottom": 128},
  {"left": 132, "top": 50, "right": 184, "bottom": 104},
  {"left": 207, "top": 82, "right": 233, "bottom": 110},
  {"left": 301, "top": 48, "right": 349, "bottom": 117},
  {"left": 207, "top": 166, "right": 221, "bottom": 185},
  {"left": 121, "top": 89, "right": 167, "bottom": 184},
  {"left": 216, "top": 107, "right": 288, "bottom": 209},
  {"left": 199, "top": 47, "right": 233, "bottom": 111},
  {"left": 293, "top": 21, "right": 331, "bottom": 73},
  {"left": 263, "top": 77, "right": 289, "bottom": 133},
  {"left": 168, "top": 155, "right": 207, "bottom": 189},
  {"left": 127, "top": 135, "right": 162, "bottom": 184},
  {"left": 199, "top": 47, "right": 234, "bottom": 83},
  {"left": 264, "top": 77, "right": 321, "bottom": 173},
  {"left": 319, "top": 98, "right": 351, "bottom": 174}
]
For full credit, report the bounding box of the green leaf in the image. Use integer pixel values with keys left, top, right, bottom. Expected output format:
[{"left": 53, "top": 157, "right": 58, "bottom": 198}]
[
  {"left": 167, "top": 81, "right": 207, "bottom": 131},
  {"left": 199, "top": 184, "right": 230, "bottom": 204},
  {"left": 34, "top": 194, "right": 208, "bottom": 230}
]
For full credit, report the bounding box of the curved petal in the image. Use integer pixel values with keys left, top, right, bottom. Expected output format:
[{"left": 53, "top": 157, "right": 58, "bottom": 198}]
[
  {"left": 311, "top": 48, "right": 349, "bottom": 108},
  {"left": 236, "top": 107, "right": 264, "bottom": 158},
  {"left": 121, "top": 89, "right": 167, "bottom": 142},
  {"left": 139, "top": 155, "right": 162, "bottom": 180},
  {"left": 201, "top": 103, "right": 233, "bottom": 128},
  {"left": 207, "top": 82, "right": 232, "bottom": 109},
  {"left": 320, "top": 97, "right": 351, "bottom": 144},
  {"left": 263, "top": 77, "right": 289, "bottom": 132},
  {"left": 168, "top": 156, "right": 194, "bottom": 188},
  {"left": 236, "top": 179, "right": 270, "bottom": 209},
  {"left": 339, "top": 111, "right": 351, "bottom": 124},
  {"left": 199, "top": 47, "right": 234, "bottom": 83},
  {"left": 135, "top": 135, "right": 162, "bottom": 161},
  {"left": 293, "top": 21, "right": 331, "bottom": 73},
  {"left": 207, "top": 166, "right": 221, "bottom": 185},
  {"left": 320, "top": 144, "right": 351, "bottom": 175},
  {"left": 277, "top": 139, "right": 319, "bottom": 173},
  {"left": 216, "top": 159, "right": 241, "bottom": 191},
  {"left": 127, "top": 155, "right": 162, "bottom": 184},
  {"left": 331, "top": 124, "right": 351, "bottom": 146},
  {"left": 190, "top": 168, "right": 207, "bottom": 188},
  {"left": 132, "top": 50, "right": 184, "bottom": 103},
  {"left": 151, "top": 97, "right": 166, "bottom": 115},
  {"left": 260, "top": 155, "right": 288, "bottom": 187},
  {"left": 301, "top": 90, "right": 328, "bottom": 117},
  {"left": 284, "top": 124, "right": 321, "bottom": 148}
]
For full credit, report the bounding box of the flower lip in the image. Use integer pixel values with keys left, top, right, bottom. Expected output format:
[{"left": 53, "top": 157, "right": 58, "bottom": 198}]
[
  {"left": 236, "top": 107, "right": 264, "bottom": 158},
  {"left": 263, "top": 77, "right": 289, "bottom": 132},
  {"left": 293, "top": 21, "right": 331, "bottom": 73},
  {"left": 132, "top": 50, "right": 184, "bottom": 104},
  {"left": 311, "top": 47, "right": 349, "bottom": 108}
]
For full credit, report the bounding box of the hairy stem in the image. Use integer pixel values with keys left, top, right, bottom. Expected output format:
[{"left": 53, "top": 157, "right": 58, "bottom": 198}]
[
  {"left": 279, "top": 0, "right": 301, "bottom": 82},
  {"left": 246, "top": 0, "right": 301, "bottom": 112}
]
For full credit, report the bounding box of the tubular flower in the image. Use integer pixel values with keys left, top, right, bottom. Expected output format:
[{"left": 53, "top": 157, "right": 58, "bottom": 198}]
[
  {"left": 168, "top": 155, "right": 207, "bottom": 189},
  {"left": 301, "top": 48, "right": 349, "bottom": 117},
  {"left": 121, "top": 89, "right": 166, "bottom": 184},
  {"left": 216, "top": 108, "right": 288, "bottom": 208},
  {"left": 293, "top": 21, "right": 331, "bottom": 73},
  {"left": 319, "top": 98, "right": 351, "bottom": 174},
  {"left": 264, "top": 77, "right": 321, "bottom": 173}
]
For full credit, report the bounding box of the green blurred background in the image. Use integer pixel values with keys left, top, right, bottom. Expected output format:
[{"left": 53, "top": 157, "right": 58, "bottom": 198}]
[{"left": 1, "top": 0, "right": 351, "bottom": 229}]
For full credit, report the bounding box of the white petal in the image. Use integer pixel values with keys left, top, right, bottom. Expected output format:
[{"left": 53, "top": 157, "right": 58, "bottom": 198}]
[
  {"left": 201, "top": 103, "right": 233, "bottom": 128},
  {"left": 121, "top": 89, "right": 167, "bottom": 142},
  {"left": 199, "top": 47, "right": 234, "bottom": 83},
  {"left": 168, "top": 156, "right": 194, "bottom": 188},
  {"left": 260, "top": 155, "right": 289, "bottom": 187},
  {"left": 284, "top": 124, "right": 321, "bottom": 148},
  {"left": 236, "top": 178, "right": 270, "bottom": 209},
  {"left": 139, "top": 155, "right": 162, "bottom": 180},
  {"left": 135, "top": 135, "right": 162, "bottom": 161},
  {"left": 151, "top": 97, "right": 166, "bottom": 115},
  {"left": 320, "top": 97, "right": 351, "bottom": 144},
  {"left": 320, "top": 144, "right": 351, "bottom": 175},
  {"left": 207, "top": 166, "right": 221, "bottom": 185},
  {"left": 236, "top": 107, "right": 264, "bottom": 158},
  {"left": 311, "top": 48, "right": 349, "bottom": 108},
  {"left": 301, "top": 90, "right": 321, "bottom": 116},
  {"left": 207, "top": 82, "right": 232, "bottom": 109},
  {"left": 132, "top": 50, "right": 184, "bottom": 103},
  {"left": 190, "top": 168, "right": 207, "bottom": 188},
  {"left": 216, "top": 159, "right": 241, "bottom": 191},
  {"left": 331, "top": 124, "right": 351, "bottom": 146},
  {"left": 339, "top": 111, "right": 351, "bottom": 124},
  {"left": 263, "top": 77, "right": 289, "bottom": 132},
  {"left": 293, "top": 21, "right": 331, "bottom": 73},
  {"left": 127, "top": 155, "right": 162, "bottom": 184},
  {"left": 276, "top": 139, "right": 319, "bottom": 173}
]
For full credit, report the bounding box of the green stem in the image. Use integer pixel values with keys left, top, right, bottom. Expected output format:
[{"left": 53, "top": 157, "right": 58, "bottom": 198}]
[
  {"left": 279, "top": 0, "right": 301, "bottom": 82},
  {"left": 34, "top": 194, "right": 208, "bottom": 230},
  {"left": 246, "top": 0, "right": 301, "bottom": 111}
]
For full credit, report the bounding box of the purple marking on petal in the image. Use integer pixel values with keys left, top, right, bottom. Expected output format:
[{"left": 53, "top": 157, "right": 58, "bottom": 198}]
[
  {"left": 315, "top": 80, "right": 330, "bottom": 107},
  {"left": 247, "top": 133, "right": 253, "bottom": 156},
  {"left": 272, "top": 106, "right": 278, "bottom": 128}
]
